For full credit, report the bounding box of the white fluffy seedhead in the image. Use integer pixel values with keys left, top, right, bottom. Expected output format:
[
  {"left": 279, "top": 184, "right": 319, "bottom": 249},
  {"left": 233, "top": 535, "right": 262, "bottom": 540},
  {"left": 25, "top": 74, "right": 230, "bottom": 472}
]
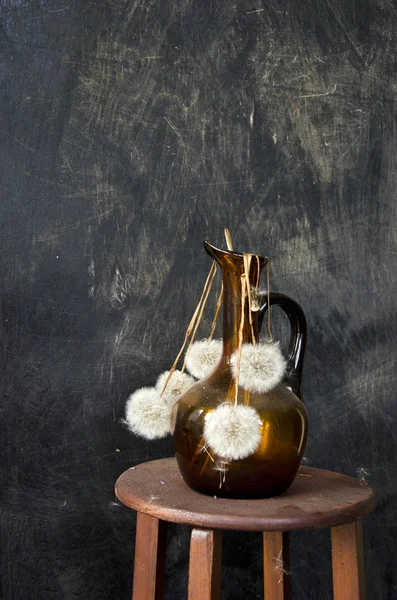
[
  {"left": 231, "top": 342, "right": 286, "bottom": 393},
  {"left": 156, "top": 369, "right": 196, "bottom": 403},
  {"left": 185, "top": 339, "right": 223, "bottom": 379},
  {"left": 204, "top": 403, "right": 262, "bottom": 461},
  {"left": 125, "top": 387, "right": 171, "bottom": 440}
]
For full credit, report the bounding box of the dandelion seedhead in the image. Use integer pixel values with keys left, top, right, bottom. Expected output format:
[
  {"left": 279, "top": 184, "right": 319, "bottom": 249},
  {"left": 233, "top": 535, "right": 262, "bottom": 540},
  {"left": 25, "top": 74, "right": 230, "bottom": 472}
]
[
  {"left": 156, "top": 369, "right": 196, "bottom": 403},
  {"left": 185, "top": 339, "right": 223, "bottom": 379},
  {"left": 203, "top": 403, "right": 262, "bottom": 460},
  {"left": 231, "top": 342, "right": 286, "bottom": 393},
  {"left": 125, "top": 387, "right": 172, "bottom": 440}
]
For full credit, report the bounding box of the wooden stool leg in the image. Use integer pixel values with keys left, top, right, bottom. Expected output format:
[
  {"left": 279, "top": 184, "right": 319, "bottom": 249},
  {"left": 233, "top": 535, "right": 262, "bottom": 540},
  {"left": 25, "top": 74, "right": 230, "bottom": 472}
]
[
  {"left": 188, "top": 529, "right": 222, "bottom": 600},
  {"left": 263, "top": 531, "right": 291, "bottom": 600},
  {"left": 132, "top": 512, "right": 167, "bottom": 600},
  {"left": 331, "top": 520, "right": 366, "bottom": 600}
]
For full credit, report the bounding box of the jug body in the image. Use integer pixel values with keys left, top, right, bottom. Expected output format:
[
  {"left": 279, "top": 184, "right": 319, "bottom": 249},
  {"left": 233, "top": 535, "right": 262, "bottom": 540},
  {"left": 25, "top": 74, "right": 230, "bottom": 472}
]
[{"left": 174, "top": 373, "right": 307, "bottom": 498}]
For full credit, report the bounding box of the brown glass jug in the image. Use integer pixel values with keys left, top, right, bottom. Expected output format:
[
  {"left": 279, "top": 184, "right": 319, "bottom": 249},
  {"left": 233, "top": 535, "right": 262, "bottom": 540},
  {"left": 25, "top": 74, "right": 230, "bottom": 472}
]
[{"left": 173, "top": 241, "right": 308, "bottom": 498}]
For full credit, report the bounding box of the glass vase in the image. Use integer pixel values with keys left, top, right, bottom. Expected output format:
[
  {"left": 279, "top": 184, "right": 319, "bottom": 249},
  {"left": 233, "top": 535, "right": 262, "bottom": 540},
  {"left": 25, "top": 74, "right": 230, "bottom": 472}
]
[{"left": 173, "top": 241, "right": 308, "bottom": 498}]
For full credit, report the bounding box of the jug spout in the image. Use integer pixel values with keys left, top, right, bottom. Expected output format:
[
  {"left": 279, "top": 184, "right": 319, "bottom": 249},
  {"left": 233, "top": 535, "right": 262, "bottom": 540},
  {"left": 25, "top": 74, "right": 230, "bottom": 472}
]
[
  {"left": 203, "top": 240, "right": 267, "bottom": 273},
  {"left": 203, "top": 240, "right": 233, "bottom": 265}
]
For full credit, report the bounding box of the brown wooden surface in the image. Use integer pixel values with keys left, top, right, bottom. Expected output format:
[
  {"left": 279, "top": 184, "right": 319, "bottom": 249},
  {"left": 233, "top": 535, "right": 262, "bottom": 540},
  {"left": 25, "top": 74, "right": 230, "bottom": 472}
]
[
  {"left": 188, "top": 529, "right": 222, "bottom": 600},
  {"left": 263, "top": 531, "right": 290, "bottom": 600},
  {"left": 132, "top": 512, "right": 167, "bottom": 600},
  {"left": 115, "top": 458, "right": 376, "bottom": 532},
  {"left": 331, "top": 521, "right": 366, "bottom": 600}
]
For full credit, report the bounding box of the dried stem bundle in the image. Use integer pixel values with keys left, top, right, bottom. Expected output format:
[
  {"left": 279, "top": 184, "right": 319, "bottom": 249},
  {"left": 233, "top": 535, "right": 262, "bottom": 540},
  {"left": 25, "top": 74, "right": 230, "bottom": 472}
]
[
  {"left": 181, "top": 265, "right": 217, "bottom": 372},
  {"left": 160, "top": 261, "right": 216, "bottom": 395},
  {"left": 161, "top": 229, "right": 232, "bottom": 395}
]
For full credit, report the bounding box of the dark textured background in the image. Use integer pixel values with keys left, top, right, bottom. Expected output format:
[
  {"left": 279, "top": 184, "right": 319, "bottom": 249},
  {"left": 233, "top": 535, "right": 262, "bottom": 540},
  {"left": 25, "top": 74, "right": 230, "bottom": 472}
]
[{"left": 1, "top": 0, "right": 396, "bottom": 598}]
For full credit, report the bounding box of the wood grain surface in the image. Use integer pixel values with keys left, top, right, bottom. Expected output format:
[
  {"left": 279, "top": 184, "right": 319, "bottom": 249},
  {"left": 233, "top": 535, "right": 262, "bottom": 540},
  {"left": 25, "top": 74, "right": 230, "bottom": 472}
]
[{"left": 115, "top": 458, "right": 375, "bottom": 531}]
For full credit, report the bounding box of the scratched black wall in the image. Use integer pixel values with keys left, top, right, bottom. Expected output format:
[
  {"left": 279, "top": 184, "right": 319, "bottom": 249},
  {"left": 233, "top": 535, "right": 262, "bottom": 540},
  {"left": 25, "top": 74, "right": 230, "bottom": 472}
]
[{"left": 1, "top": 0, "right": 396, "bottom": 598}]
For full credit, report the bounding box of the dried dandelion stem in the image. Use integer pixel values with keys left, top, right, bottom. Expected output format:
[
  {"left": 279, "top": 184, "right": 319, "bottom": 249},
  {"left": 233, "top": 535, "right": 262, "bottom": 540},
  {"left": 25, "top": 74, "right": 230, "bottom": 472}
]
[
  {"left": 224, "top": 228, "right": 234, "bottom": 250},
  {"left": 161, "top": 261, "right": 217, "bottom": 395},
  {"left": 200, "top": 453, "right": 212, "bottom": 476},
  {"left": 190, "top": 436, "right": 206, "bottom": 464},
  {"left": 267, "top": 261, "right": 273, "bottom": 342},
  {"left": 226, "top": 378, "right": 236, "bottom": 401},
  {"left": 209, "top": 227, "right": 232, "bottom": 340},
  {"left": 209, "top": 283, "right": 223, "bottom": 340},
  {"left": 202, "top": 445, "right": 215, "bottom": 462},
  {"left": 234, "top": 274, "right": 246, "bottom": 406},
  {"left": 256, "top": 255, "right": 261, "bottom": 288},
  {"left": 243, "top": 253, "right": 256, "bottom": 345}
]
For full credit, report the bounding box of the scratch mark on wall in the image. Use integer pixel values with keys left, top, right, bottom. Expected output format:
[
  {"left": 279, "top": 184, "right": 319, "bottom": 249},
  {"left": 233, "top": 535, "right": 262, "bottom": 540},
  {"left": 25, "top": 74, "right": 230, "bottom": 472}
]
[{"left": 299, "top": 83, "right": 337, "bottom": 98}]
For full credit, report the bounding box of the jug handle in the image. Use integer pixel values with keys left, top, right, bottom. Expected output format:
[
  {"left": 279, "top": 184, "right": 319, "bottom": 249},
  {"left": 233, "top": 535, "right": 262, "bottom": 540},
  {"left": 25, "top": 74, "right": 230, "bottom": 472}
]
[{"left": 258, "top": 292, "right": 307, "bottom": 400}]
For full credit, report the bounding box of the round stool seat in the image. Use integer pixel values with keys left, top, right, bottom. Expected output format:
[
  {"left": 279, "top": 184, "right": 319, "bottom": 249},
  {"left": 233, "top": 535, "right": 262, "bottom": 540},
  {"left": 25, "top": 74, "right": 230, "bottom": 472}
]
[{"left": 115, "top": 457, "right": 375, "bottom": 532}]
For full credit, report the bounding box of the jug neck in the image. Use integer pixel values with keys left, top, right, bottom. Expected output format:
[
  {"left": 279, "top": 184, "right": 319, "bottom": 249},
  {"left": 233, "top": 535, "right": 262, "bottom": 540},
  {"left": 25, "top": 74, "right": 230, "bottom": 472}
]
[
  {"left": 221, "top": 266, "right": 262, "bottom": 363},
  {"left": 203, "top": 241, "right": 266, "bottom": 366}
]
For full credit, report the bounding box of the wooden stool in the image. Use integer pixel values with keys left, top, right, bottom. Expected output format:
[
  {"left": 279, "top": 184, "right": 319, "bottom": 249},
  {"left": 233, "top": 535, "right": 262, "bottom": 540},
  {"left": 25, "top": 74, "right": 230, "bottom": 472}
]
[{"left": 115, "top": 458, "right": 375, "bottom": 599}]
